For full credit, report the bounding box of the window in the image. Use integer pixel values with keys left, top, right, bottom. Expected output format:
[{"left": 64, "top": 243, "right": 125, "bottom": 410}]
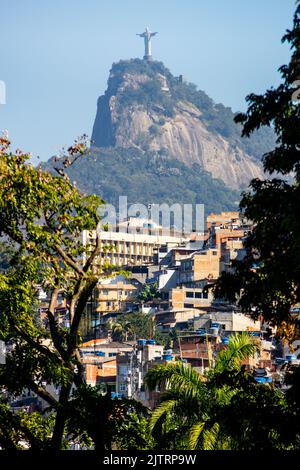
[
  {"left": 106, "top": 301, "right": 112, "bottom": 307},
  {"left": 184, "top": 303, "right": 194, "bottom": 308},
  {"left": 202, "top": 292, "right": 208, "bottom": 299},
  {"left": 212, "top": 251, "right": 218, "bottom": 256},
  {"left": 103, "top": 289, "right": 109, "bottom": 295},
  {"left": 195, "top": 292, "right": 202, "bottom": 299},
  {"left": 186, "top": 291, "right": 194, "bottom": 298},
  {"left": 119, "top": 384, "right": 126, "bottom": 392}
]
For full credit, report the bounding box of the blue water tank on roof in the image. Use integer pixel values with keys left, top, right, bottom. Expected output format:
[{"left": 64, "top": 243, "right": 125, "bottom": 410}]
[
  {"left": 250, "top": 332, "right": 261, "bottom": 337},
  {"left": 275, "top": 357, "right": 286, "bottom": 365},
  {"left": 146, "top": 339, "right": 156, "bottom": 345},
  {"left": 255, "top": 376, "right": 266, "bottom": 384},
  {"left": 221, "top": 337, "right": 229, "bottom": 345},
  {"left": 163, "top": 354, "right": 173, "bottom": 361},
  {"left": 138, "top": 339, "right": 147, "bottom": 346}
]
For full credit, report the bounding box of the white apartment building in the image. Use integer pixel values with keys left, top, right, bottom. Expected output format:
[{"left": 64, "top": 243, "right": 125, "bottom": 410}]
[{"left": 82, "top": 226, "right": 188, "bottom": 267}]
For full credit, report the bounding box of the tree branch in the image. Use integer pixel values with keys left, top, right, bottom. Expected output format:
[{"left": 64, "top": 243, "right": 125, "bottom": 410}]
[
  {"left": 27, "top": 379, "right": 58, "bottom": 409},
  {"left": 54, "top": 244, "right": 84, "bottom": 276},
  {"left": 68, "top": 277, "right": 98, "bottom": 356},
  {"left": 0, "top": 429, "right": 19, "bottom": 450},
  {"left": 47, "top": 287, "right": 69, "bottom": 361},
  {"left": 73, "top": 349, "right": 86, "bottom": 387},
  {"left": 12, "top": 324, "right": 61, "bottom": 364},
  {"left": 83, "top": 232, "right": 101, "bottom": 273}
]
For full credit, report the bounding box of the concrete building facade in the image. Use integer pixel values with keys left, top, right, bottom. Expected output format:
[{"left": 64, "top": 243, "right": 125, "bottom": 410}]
[{"left": 82, "top": 228, "right": 188, "bottom": 268}]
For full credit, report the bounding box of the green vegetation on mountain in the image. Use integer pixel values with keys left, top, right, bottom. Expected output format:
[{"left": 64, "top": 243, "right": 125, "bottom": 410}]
[
  {"left": 47, "top": 146, "right": 240, "bottom": 216},
  {"left": 43, "top": 58, "right": 276, "bottom": 213}
]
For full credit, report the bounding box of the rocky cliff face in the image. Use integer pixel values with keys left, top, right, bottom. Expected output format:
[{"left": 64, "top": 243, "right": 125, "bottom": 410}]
[{"left": 92, "top": 59, "right": 269, "bottom": 190}]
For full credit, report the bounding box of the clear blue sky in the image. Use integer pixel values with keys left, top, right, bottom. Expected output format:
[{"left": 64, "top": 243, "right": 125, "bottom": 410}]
[{"left": 0, "top": 0, "right": 296, "bottom": 163}]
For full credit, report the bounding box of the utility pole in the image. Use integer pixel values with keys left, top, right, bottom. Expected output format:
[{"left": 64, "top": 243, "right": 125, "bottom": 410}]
[{"left": 206, "top": 333, "right": 212, "bottom": 369}]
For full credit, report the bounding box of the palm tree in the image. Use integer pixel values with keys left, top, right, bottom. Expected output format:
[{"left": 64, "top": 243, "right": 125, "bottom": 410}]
[
  {"left": 145, "top": 333, "right": 258, "bottom": 449},
  {"left": 111, "top": 321, "right": 133, "bottom": 342},
  {"left": 146, "top": 361, "right": 211, "bottom": 449},
  {"left": 213, "top": 331, "right": 258, "bottom": 374}
]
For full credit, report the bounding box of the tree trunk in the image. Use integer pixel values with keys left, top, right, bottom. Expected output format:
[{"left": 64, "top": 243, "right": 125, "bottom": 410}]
[{"left": 51, "top": 382, "right": 72, "bottom": 450}]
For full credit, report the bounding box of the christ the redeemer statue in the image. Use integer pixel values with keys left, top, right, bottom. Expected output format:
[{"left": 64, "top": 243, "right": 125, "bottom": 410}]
[{"left": 137, "top": 27, "right": 158, "bottom": 61}]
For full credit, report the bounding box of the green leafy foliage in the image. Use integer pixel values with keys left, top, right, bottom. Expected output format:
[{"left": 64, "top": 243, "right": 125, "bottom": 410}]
[
  {"left": 0, "top": 136, "right": 122, "bottom": 450},
  {"left": 145, "top": 333, "right": 300, "bottom": 450},
  {"left": 119, "top": 79, "right": 175, "bottom": 118},
  {"left": 109, "top": 312, "right": 165, "bottom": 344},
  {"left": 138, "top": 282, "right": 160, "bottom": 303},
  {"left": 0, "top": 401, "right": 55, "bottom": 450},
  {"left": 65, "top": 384, "right": 150, "bottom": 450},
  {"left": 113, "top": 411, "right": 155, "bottom": 450},
  {"left": 212, "top": 332, "right": 258, "bottom": 374}
]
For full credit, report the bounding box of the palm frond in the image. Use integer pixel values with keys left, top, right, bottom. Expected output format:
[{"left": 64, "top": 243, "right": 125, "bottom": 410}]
[
  {"left": 214, "top": 384, "right": 236, "bottom": 405},
  {"left": 189, "top": 421, "right": 206, "bottom": 449},
  {"left": 148, "top": 399, "right": 177, "bottom": 433},
  {"left": 214, "top": 332, "right": 257, "bottom": 372},
  {"left": 158, "top": 389, "right": 205, "bottom": 419},
  {"left": 167, "top": 364, "right": 206, "bottom": 398},
  {"left": 146, "top": 361, "right": 205, "bottom": 400},
  {"left": 202, "top": 422, "right": 220, "bottom": 450},
  {"left": 145, "top": 363, "right": 178, "bottom": 391}
]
